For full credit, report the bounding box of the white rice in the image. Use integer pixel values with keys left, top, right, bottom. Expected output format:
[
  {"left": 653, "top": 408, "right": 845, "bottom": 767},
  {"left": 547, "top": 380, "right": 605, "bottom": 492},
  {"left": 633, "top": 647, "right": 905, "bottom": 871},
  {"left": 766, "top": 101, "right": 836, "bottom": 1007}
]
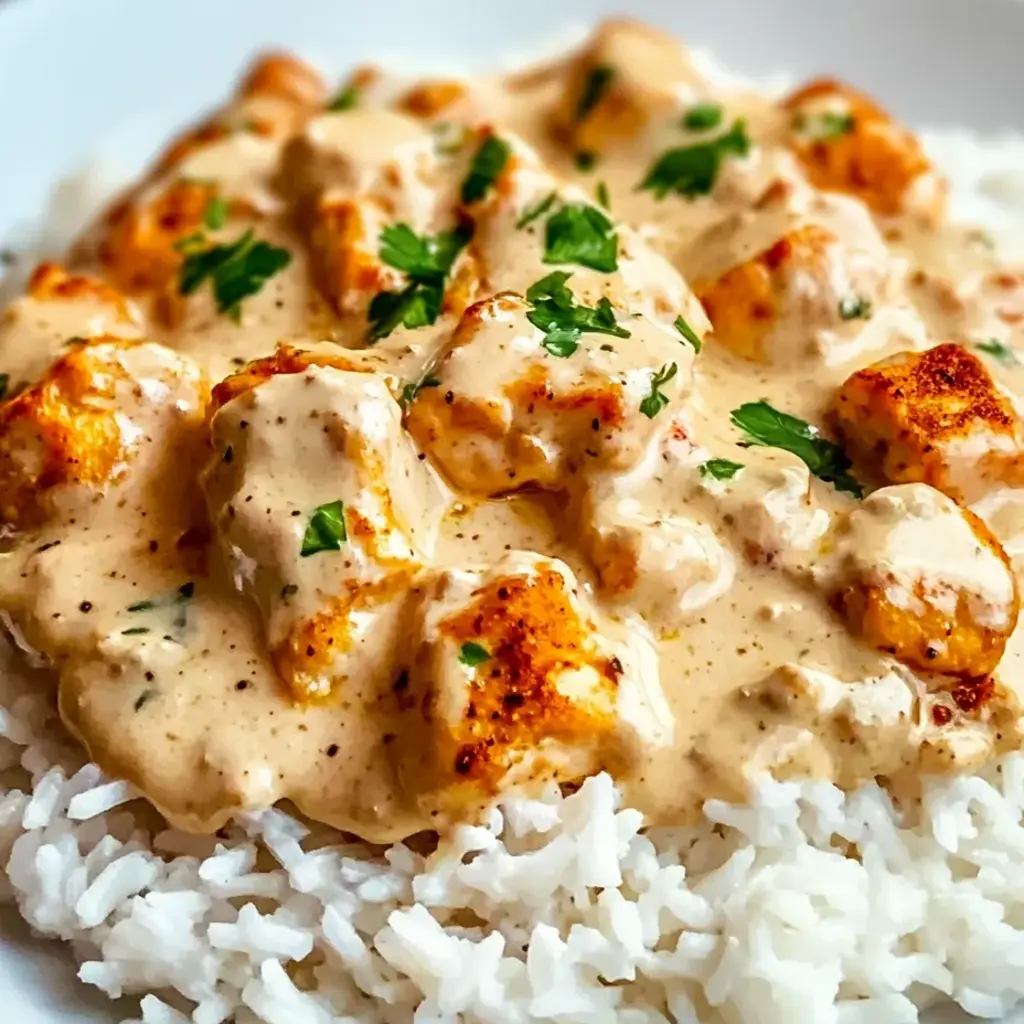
[{"left": 7, "top": 53, "right": 1024, "bottom": 1024}]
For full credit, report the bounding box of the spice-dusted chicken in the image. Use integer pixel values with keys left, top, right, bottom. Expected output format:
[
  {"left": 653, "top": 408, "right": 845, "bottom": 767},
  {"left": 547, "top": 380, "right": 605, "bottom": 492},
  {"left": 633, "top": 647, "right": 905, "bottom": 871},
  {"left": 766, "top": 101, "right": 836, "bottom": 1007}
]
[
  {"left": 203, "top": 349, "right": 447, "bottom": 703},
  {"left": 783, "top": 77, "right": 946, "bottom": 222},
  {"left": 833, "top": 343, "right": 1024, "bottom": 503},
  {"left": 394, "top": 552, "right": 673, "bottom": 817},
  {"left": 404, "top": 288, "right": 691, "bottom": 495},
  {"left": 0, "top": 338, "right": 206, "bottom": 529},
  {"left": 820, "top": 483, "right": 1019, "bottom": 677},
  {"left": 683, "top": 182, "right": 924, "bottom": 366},
  {"left": 0, "top": 263, "right": 143, "bottom": 389},
  {"left": 550, "top": 19, "right": 709, "bottom": 160}
]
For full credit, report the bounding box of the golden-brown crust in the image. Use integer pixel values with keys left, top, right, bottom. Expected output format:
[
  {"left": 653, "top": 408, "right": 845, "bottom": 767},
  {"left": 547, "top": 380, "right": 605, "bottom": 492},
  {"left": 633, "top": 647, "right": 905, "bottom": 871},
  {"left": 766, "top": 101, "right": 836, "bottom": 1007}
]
[
  {"left": 784, "top": 77, "right": 942, "bottom": 219},
  {"left": 398, "top": 80, "right": 468, "bottom": 120},
  {"left": 26, "top": 263, "right": 136, "bottom": 320},
  {"left": 695, "top": 225, "right": 838, "bottom": 363},
  {"left": 209, "top": 345, "right": 364, "bottom": 412},
  {"left": 831, "top": 507, "right": 1018, "bottom": 678},
  {"left": 237, "top": 52, "right": 327, "bottom": 109},
  {"left": 434, "top": 568, "right": 618, "bottom": 787},
  {"left": 832, "top": 343, "right": 1024, "bottom": 501}
]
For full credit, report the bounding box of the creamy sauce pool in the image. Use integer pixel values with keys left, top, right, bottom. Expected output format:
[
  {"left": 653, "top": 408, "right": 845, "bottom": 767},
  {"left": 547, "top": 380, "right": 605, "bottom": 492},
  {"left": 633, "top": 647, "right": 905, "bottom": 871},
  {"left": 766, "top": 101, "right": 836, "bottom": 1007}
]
[{"left": 2, "top": 21, "right": 1024, "bottom": 842}]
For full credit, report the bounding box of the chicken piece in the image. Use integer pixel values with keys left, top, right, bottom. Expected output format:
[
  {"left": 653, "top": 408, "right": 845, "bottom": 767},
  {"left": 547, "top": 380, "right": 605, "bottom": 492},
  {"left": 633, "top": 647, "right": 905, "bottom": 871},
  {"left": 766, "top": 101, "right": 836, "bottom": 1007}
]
[
  {"left": 398, "top": 79, "right": 471, "bottom": 121},
  {"left": 578, "top": 458, "right": 735, "bottom": 635},
  {"left": 393, "top": 552, "right": 673, "bottom": 816},
  {"left": 404, "top": 290, "right": 692, "bottom": 495},
  {"left": 783, "top": 77, "right": 946, "bottom": 221},
  {"left": 0, "top": 263, "right": 143, "bottom": 390},
  {"left": 821, "top": 483, "right": 1018, "bottom": 677},
  {"left": 684, "top": 183, "right": 923, "bottom": 366},
  {"left": 833, "top": 343, "right": 1024, "bottom": 503},
  {"left": 204, "top": 352, "right": 447, "bottom": 703},
  {"left": 0, "top": 338, "right": 206, "bottom": 529},
  {"left": 551, "top": 19, "right": 707, "bottom": 159}
]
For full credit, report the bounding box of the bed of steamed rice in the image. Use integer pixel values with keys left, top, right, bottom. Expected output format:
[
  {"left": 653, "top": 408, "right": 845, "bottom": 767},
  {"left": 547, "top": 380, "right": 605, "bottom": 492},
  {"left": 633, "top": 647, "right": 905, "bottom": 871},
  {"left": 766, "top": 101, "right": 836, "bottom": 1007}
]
[{"left": 6, "top": 61, "right": 1024, "bottom": 1024}]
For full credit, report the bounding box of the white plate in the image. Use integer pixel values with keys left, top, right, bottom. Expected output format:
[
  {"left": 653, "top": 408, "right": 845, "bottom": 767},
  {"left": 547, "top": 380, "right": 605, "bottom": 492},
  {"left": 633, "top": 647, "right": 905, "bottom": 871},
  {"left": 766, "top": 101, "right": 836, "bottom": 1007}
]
[{"left": 3, "top": 0, "right": 1024, "bottom": 1019}]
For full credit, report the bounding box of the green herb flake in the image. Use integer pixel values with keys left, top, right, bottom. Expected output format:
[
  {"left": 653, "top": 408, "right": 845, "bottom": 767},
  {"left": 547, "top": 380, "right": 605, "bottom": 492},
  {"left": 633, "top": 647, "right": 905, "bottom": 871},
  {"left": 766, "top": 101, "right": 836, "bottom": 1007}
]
[
  {"left": 574, "top": 151, "right": 597, "bottom": 172},
  {"left": 639, "top": 362, "right": 678, "bottom": 419},
  {"left": 595, "top": 181, "right": 611, "bottom": 210},
  {"left": 673, "top": 314, "right": 702, "bottom": 352},
  {"left": 134, "top": 688, "right": 159, "bottom": 712},
  {"left": 838, "top": 296, "right": 873, "bottom": 321},
  {"left": 526, "top": 271, "right": 631, "bottom": 356},
  {"left": 399, "top": 374, "right": 441, "bottom": 409},
  {"left": 794, "top": 111, "right": 855, "bottom": 141},
  {"left": 975, "top": 338, "right": 1020, "bottom": 368},
  {"left": 179, "top": 230, "right": 292, "bottom": 320},
  {"left": 516, "top": 192, "right": 557, "bottom": 230},
  {"left": 682, "top": 103, "right": 723, "bottom": 131},
  {"left": 640, "top": 119, "right": 750, "bottom": 200},
  {"left": 543, "top": 202, "right": 618, "bottom": 273},
  {"left": 327, "top": 84, "right": 359, "bottom": 112},
  {"left": 459, "top": 641, "right": 491, "bottom": 667},
  {"left": 121, "top": 627, "right": 151, "bottom": 636},
  {"left": 700, "top": 458, "right": 744, "bottom": 481},
  {"left": 300, "top": 500, "right": 347, "bottom": 557},
  {"left": 368, "top": 223, "right": 472, "bottom": 341},
  {"left": 203, "top": 195, "right": 228, "bottom": 230},
  {"left": 730, "top": 401, "right": 862, "bottom": 497},
  {"left": 575, "top": 64, "right": 615, "bottom": 123},
  {"left": 461, "top": 135, "right": 511, "bottom": 204}
]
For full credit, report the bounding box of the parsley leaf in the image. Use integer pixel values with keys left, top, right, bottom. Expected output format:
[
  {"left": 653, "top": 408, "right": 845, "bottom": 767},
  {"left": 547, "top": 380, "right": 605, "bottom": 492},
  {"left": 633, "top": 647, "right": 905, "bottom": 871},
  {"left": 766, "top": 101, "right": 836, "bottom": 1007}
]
[
  {"left": 639, "top": 363, "right": 677, "bottom": 419},
  {"left": 543, "top": 202, "right": 618, "bottom": 272},
  {"left": 700, "top": 458, "right": 744, "bottom": 481},
  {"left": 673, "top": 314, "right": 702, "bottom": 352},
  {"left": 793, "top": 111, "right": 855, "bottom": 141},
  {"left": 596, "top": 181, "right": 611, "bottom": 210},
  {"left": 368, "top": 223, "right": 472, "bottom": 341},
  {"left": 575, "top": 65, "right": 615, "bottom": 122},
  {"left": 327, "top": 84, "right": 359, "bottom": 111},
  {"left": 179, "top": 230, "right": 291, "bottom": 321},
  {"left": 459, "top": 641, "right": 491, "bottom": 667},
  {"left": 300, "top": 500, "right": 347, "bottom": 557},
  {"left": 399, "top": 374, "right": 441, "bottom": 409},
  {"left": 975, "top": 338, "right": 1020, "bottom": 368},
  {"left": 461, "top": 135, "right": 511, "bottom": 204},
  {"left": 838, "top": 296, "right": 872, "bottom": 321},
  {"left": 525, "top": 271, "right": 631, "bottom": 356},
  {"left": 730, "top": 401, "right": 862, "bottom": 497},
  {"left": 516, "top": 192, "right": 557, "bottom": 230},
  {"left": 682, "top": 103, "right": 723, "bottom": 131},
  {"left": 575, "top": 151, "right": 597, "bottom": 172},
  {"left": 203, "top": 196, "right": 228, "bottom": 230},
  {"left": 640, "top": 119, "right": 750, "bottom": 200}
]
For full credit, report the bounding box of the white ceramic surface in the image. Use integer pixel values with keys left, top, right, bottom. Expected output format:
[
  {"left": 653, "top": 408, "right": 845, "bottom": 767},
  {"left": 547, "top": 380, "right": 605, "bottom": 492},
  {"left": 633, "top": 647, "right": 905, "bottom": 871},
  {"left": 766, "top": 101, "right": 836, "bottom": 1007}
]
[{"left": 3, "top": 0, "right": 1024, "bottom": 1019}]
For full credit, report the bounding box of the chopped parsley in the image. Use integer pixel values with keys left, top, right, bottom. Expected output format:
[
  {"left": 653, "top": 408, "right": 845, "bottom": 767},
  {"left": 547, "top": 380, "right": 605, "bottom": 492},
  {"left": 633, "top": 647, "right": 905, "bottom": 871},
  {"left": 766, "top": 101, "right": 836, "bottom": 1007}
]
[
  {"left": 300, "top": 500, "right": 347, "bottom": 557},
  {"left": 730, "top": 401, "right": 862, "bottom": 497},
  {"left": 368, "top": 223, "right": 472, "bottom": 341},
  {"left": 121, "top": 627, "right": 151, "bottom": 636},
  {"left": 133, "top": 688, "right": 159, "bottom": 712},
  {"left": 516, "top": 192, "right": 557, "bottom": 230},
  {"left": 126, "top": 581, "right": 194, "bottom": 614},
  {"left": 327, "top": 84, "right": 359, "bottom": 111},
  {"left": 596, "top": 181, "right": 611, "bottom": 210},
  {"left": 459, "top": 641, "right": 491, "bottom": 667},
  {"left": 461, "top": 135, "right": 510, "bottom": 204},
  {"left": 399, "top": 373, "right": 441, "bottom": 409},
  {"left": 575, "top": 151, "right": 597, "bottom": 172},
  {"left": 203, "top": 195, "right": 228, "bottom": 230},
  {"left": 673, "top": 314, "right": 702, "bottom": 352},
  {"left": 793, "top": 111, "right": 855, "bottom": 141},
  {"left": 639, "top": 119, "right": 750, "bottom": 200},
  {"left": 179, "top": 230, "right": 291, "bottom": 321},
  {"left": 639, "top": 363, "right": 678, "bottom": 419},
  {"left": 543, "top": 202, "right": 618, "bottom": 273},
  {"left": 525, "top": 271, "right": 630, "bottom": 358},
  {"left": 838, "top": 296, "right": 873, "bottom": 321},
  {"left": 975, "top": 338, "right": 1020, "bottom": 368},
  {"left": 575, "top": 64, "right": 615, "bottom": 122},
  {"left": 682, "top": 102, "right": 723, "bottom": 131},
  {"left": 700, "top": 458, "right": 744, "bottom": 481}
]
